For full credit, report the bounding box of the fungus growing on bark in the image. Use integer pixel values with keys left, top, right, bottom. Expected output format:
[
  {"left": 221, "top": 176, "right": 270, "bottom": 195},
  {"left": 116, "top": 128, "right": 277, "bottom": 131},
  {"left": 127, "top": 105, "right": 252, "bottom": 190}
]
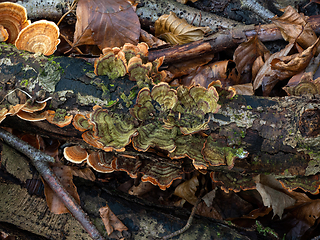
[
  {"left": 46, "top": 110, "right": 73, "bottom": 127},
  {"left": 202, "top": 136, "right": 248, "bottom": 169},
  {"left": 0, "top": 25, "right": 8, "bottom": 42},
  {"left": 111, "top": 154, "right": 142, "bottom": 178},
  {"left": 87, "top": 151, "right": 115, "bottom": 173},
  {"left": 169, "top": 134, "right": 208, "bottom": 170},
  {"left": 127, "top": 56, "right": 153, "bottom": 86},
  {"left": 16, "top": 110, "right": 47, "bottom": 121},
  {"left": 85, "top": 106, "right": 137, "bottom": 152},
  {"left": 130, "top": 87, "right": 155, "bottom": 121},
  {"left": 15, "top": 20, "right": 60, "bottom": 55},
  {"left": 0, "top": 108, "right": 8, "bottom": 123},
  {"left": 72, "top": 114, "right": 92, "bottom": 132},
  {"left": 94, "top": 47, "right": 127, "bottom": 80},
  {"left": 132, "top": 123, "right": 178, "bottom": 152},
  {"left": 139, "top": 160, "right": 183, "bottom": 190},
  {"left": 210, "top": 172, "right": 256, "bottom": 193},
  {"left": 0, "top": 2, "right": 30, "bottom": 43},
  {"left": 21, "top": 101, "right": 46, "bottom": 113},
  {"left": 63, "top": 145, "right": 88, "bottom": 164}
]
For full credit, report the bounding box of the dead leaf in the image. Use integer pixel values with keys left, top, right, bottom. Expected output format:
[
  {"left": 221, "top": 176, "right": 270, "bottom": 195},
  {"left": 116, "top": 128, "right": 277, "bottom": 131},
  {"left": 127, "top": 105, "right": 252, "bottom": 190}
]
[
  {"left": 181, "top": 60, "right": 235, "bottom": 88},
  {"left": 71, "top": 167, "right": 96, "bottom": 182},
  {"left": 232, "top": 83, "right": 254, "bottom": 95},
  {"left": 272, "top": 6, "right": 318, "bottom": 53},
  {"left": 253, "top": 42, "right": 294, "bottom": 93},
  {"left": 233, "top": 36, "right": 270, "bottom": 85},
  {"left": 195, "top": 201, "right": 223, "bottom": 220},
  {"left": 254, "top": 175, "right": 296, "bottom": 218},
  {"left": 73, "top": 0, "right": 140, "bottom": 50},
  {"left": 43, "top": 164, "right": 80, "bottom": 214},
  {"left": 99, "top": 204, "right": 128, "bottom": 237},
  {"left": 283, "top": 71, "right": 320, "bottom": 95},
  {"left": 155, "top": 11, "right": 210, "bottom": 45},
  {"left": 128, "top": 181, "right": 156, "bottom": 196},
  {"left": 174, "top": 175, "right": 199, "bottom": 205}
]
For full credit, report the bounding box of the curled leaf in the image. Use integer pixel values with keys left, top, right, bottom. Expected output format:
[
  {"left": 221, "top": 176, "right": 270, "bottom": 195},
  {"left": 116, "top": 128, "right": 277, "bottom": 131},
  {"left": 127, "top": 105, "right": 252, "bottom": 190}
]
[{"left": 155, "top": 11, "right": 210, "bottom": 45}]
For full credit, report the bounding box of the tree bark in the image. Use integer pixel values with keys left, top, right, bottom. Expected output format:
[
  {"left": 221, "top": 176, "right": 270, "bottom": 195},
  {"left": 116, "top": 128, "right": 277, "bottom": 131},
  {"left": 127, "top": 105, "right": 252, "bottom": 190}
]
[{"left": 1, "top": 43, "right": 319, "bottom": 182}]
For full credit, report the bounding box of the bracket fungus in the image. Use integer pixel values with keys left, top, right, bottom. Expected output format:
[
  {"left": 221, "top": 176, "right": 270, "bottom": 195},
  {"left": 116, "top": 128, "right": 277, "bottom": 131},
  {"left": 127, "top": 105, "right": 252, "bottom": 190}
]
[
  {"left": 0, "top": 2, "right": 30, "bottom": 43},
  {"left": 94, "top": 47, "right": 127, "bottom": 80},
  {"left": 0, "top": 25, "right": 8, "bottom": 42},
  {"left": 63, "top": 145, "right": 88, "bottom": 164},
  {"left": 87, "top": 151, "right": 115, "bottom": 173},
  {"left": 46, "top": 110, "right": 73, "bottom": 127},
  {"left": 15, "top": 20, "right": 60, "bottom": 56}
]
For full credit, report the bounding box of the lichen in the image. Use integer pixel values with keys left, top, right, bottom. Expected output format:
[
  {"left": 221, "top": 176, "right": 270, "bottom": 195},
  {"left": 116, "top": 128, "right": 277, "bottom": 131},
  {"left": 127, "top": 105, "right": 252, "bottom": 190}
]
[{"left": 37, "top": 61, "right": 61, "bottom": 92}]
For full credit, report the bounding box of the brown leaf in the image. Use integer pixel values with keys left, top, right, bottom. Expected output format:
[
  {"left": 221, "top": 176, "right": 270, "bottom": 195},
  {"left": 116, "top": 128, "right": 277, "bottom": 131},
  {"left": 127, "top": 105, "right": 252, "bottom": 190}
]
[
  {"left": 43, "top": 164, "right": 80, "bottom": 214},
  {"left": 128, "top": 181, "right": 156, "bottom": 196},
  {"left": 253, "top": 42, "right": 294, "bottom": 93},
  {"left": 155, "top": 12, "right": 210, "bottom": 45},
  {"left": 73, "top": 0, "right": 140, "bottom": 49},
  {"left": 232, "top": 83, "right": 254, "bottom": 95},
  {"left": 181, "top": 60, "right": 235, "bottom": 88},
  {"left": 99, "top": 204, "right": 128, "bottom": 237},
  {"left": 270, "top": 38, "right": 320, "bottom": 79},
  {"left": 195, "top": 201, "right": 223, "bottom": 220},
  {"left": 174, "top": 175, "right": 199, "bottom": 205},
  {"left": 283, "top": 71, "right": 320, "bottom": 95},
  {"left": 233, "top": 36, "right": 270, "bottom": 85},
  {"left": 254, "top": 175, "right": 296, "bottom": 218},
  {"left": 272, "top": 6, "right": 318, "bottom": 52}
]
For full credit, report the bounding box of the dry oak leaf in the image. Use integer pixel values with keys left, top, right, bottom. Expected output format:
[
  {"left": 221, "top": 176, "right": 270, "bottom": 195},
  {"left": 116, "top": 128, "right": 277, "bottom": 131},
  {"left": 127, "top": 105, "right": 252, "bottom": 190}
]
[
  {"left": 99, "top": 204, "right": 128, "bottom": 238},
  {"left": 254, "top": 175, "right": 296, "bottom": 218},
  {"left": 253, "top": 42, "right": 294, "bottom": 93},
  {"left": 43, "top": 164, "right": 80, "bottom": 214},
  {"left": 174, "top": 174, "right": 199, "bottom": 205},
  {"left": 73, "top": 0, "right": 140, "bottom": 49},
  {"left": 272, "top": 6, "right": 318, "bottom": 53},
  {"left": 233, "top": 35, "right": 270, "bottom": 85},
  {"left": 155, "top": 11, "right": 210, "bottom": 45}
]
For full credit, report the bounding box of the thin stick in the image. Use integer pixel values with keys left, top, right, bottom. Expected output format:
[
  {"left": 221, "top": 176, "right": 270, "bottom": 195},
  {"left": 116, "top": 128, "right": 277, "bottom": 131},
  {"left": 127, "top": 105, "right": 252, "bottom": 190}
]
[
  {"left": 57, "top": 0, "right": 79, "bottom": 26},
  {"left": 161, "top": 198, "right": 201, "bottom": 240},
  {"left": 0, "top": 128, "right": 105, "bottom": 240}
]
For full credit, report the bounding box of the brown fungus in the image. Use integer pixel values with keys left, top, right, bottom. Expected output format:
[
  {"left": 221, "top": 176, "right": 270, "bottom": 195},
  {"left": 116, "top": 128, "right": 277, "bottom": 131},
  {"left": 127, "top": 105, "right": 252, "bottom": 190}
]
[
  {"left": 64, "top": 145, "right": 88, "bottom": 164},
  {"left": 87, "top": 152, "right": 115, "bottom": 173},
  {"left": 139, "top": 160, "right": 183, "bottom": 190},
  {"left": 15, "top": 20, "right": 60, "bottom": 56},
  {"left": 16, "top": 110, "right": 47, "bottom": 121},
  {"left": 0, "top": 2, "right": 30, "bottom": 43},
  {"left": 46, "top": 110, "right": 73, "bottom": 127},
  {"left": 0, "top": 25, "right": 8, "bottom": 42}
]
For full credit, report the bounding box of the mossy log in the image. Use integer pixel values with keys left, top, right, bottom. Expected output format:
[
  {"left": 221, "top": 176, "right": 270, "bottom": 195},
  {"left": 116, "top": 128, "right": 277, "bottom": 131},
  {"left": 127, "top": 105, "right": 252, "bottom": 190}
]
[{"left": 0, "top": 43, "right": 320, "bottom": 238}]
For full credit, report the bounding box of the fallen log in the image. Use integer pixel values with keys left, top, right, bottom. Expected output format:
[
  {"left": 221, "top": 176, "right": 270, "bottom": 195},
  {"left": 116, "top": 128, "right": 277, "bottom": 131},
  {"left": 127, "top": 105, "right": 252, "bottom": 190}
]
[
  {"left": 0, "top": 40, "right": 320, "bottom": 239},
  {"left": 0, "top": 43, "right": 319, "bottom": 187}
]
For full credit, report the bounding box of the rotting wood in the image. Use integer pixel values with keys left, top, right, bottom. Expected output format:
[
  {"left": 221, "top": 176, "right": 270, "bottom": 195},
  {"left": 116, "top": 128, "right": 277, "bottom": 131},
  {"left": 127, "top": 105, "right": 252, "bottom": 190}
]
[{"left": 0, "top": 43, "right": 319, "bottom": 183}]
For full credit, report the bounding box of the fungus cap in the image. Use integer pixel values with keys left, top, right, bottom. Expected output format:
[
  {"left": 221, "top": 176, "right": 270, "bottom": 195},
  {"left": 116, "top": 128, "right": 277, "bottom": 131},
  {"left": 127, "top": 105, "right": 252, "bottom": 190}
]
[
  {"left": 15, "top": 20, "right": 60, "bottom": 56},
  {"left": 87, "top": 152, "right": 115, "bottom": 173},
  {"left": 0, "top": 2, "right": 30, "bottom": 43},
  {"left": 46, "top": 110, "right": 73, "bottom": 127},
  {"left": 63, "top": 145, "right": 88, "bottom": 164},
  {"left": 0, "top": 25, "right": 8, "bottom": 42},
  {"left": 17, "top": 110, "right": 47, "bottom": 121}
]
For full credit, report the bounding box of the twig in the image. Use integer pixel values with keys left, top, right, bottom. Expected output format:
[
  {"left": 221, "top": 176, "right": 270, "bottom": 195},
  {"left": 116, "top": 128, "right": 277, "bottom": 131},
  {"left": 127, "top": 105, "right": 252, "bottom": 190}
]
[
  {"left": 57, "top": 0, "right": 79, "bottom": 26},
  {"left": 0, "top": 128, "right": 106, "bottom": 240},
  {"left": 240, "top": 0, "right": 275, "bottom": 22},
  {"left": 160, "top": 198, "right": 201, "bottom": 240}
]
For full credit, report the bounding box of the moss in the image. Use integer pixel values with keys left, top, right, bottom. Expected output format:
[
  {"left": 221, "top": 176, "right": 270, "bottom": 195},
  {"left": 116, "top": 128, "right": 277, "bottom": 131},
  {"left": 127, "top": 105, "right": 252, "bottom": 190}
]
[
  {"left": 20, "top": 79, "right": 29, "bottom": 87},
  {"left": 255, "top": 221, "right": 278, "bottom": 238}
]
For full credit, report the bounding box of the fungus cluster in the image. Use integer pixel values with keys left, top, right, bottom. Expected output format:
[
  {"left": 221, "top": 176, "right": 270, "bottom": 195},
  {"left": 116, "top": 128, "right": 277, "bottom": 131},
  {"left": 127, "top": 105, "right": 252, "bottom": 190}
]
[
  {"left": 71, "top": 81, "right": 246, "bottom": 182},
  {"left": 64, "top": 146, "right": 183, "bottom": 190},
  {"left": 0, "top": 2, "right": 59, "bottom": 55},
  {"left": 94, "top": 43, "right": 166, "bottom": 87}
]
